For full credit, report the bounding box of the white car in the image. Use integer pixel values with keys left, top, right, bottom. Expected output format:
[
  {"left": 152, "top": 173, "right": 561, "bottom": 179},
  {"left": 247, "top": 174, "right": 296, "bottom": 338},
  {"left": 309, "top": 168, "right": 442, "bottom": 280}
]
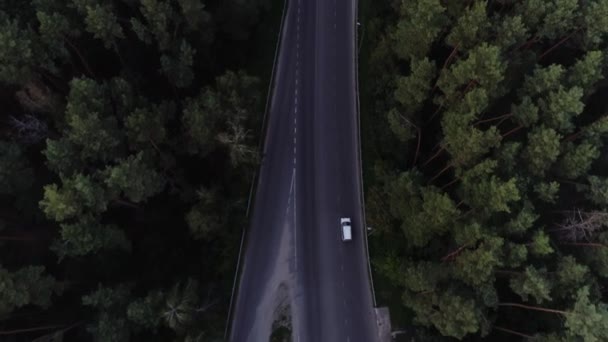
[{"left": 340, "top": 217, "right": 352, "bottom": 241}]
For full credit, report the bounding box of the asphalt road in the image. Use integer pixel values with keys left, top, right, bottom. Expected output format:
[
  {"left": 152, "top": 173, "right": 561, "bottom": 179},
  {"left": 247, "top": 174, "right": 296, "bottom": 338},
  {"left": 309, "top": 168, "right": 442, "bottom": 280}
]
[{"left": 229, "top": 0, "right": 378, "bottom": 341}]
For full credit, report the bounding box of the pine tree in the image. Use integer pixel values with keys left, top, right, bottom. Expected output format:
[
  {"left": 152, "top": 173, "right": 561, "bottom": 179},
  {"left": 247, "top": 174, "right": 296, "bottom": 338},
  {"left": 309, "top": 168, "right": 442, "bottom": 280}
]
[
  {"left": 52, "top": 215, "right": 131, "bottom": 259},
  {"left": 64, "top": 77, "right": 124, "bottom": 162},
  {"left": 0, "top": 265, "right": 60, "bottom": 315},
  {"left": 390, "top": 0, "right": 447, "bottom": 61},
  {"left": 452, "top": 236, "right": 503, "bottom": 286},
  {"left": 102, "top": 152, "right": 166, "bottom": 203},
  {"left": 556, "top": 141, "right": 600, "bottom": 179},
  {"left": 72, "top": 2, "right": 124, "bottom": 49},
  {"left": 40, "top": 173, "right": 108, "bottom": 222},
  {"left": 567, "top": 50, "right": 604, "bottom": 94},
  {"left": 523, "top": 126, "right": 561, "bottom": 176},
  {"left": 445, "top": 0, "right": 489, "bottom": 51},
  {"left": 160, "top": 39, "right": 195, "bottom": 88},
  {"left": 0, "top": 11, "right": 38, "bottom": 84},
  {"left": 495, "top": 15, "right": 528, "bottom": 50},
  {"left": 0, "top": 141, "right": 34, "bottom": 195},
  {"left": 509, "top": 266, "right": 552, "bottom": 303},
  {"left": 394, "top": 58, "right": 436, "bottom": 116},
  {"left": 404, "top": 288, "right": 481, "bottom": 339}
]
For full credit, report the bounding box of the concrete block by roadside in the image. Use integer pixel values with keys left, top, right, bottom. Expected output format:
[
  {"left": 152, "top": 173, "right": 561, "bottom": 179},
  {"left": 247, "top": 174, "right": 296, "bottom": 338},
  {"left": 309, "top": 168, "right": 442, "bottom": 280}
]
[{"left": 375, "top": 306, "right": 392, "bottom": 341}]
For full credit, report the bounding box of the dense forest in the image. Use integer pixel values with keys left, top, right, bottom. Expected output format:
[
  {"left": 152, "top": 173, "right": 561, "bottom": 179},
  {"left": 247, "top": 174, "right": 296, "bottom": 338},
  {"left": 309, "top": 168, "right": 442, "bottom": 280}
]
[
  {"left": 0, "top": 0, "right": 278, "bottom": 340},
  {"left": 362, "top": 0, "right": 608, "bottom": 340}
]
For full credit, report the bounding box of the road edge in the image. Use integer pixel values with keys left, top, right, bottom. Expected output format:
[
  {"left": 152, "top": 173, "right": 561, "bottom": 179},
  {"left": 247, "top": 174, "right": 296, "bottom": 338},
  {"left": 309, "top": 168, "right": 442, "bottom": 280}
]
[
  {"left": 224, "top": 0, "right": 290, "bottom": 339},
  {"left": 353, "top": 0, "right": 377, "bottom": 307}
]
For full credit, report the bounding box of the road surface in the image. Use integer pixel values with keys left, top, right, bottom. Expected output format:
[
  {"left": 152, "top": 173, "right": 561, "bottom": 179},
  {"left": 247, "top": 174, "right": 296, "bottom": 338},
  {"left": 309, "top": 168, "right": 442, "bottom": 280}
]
[{"left": 229, "top": 0, "right": 378, "bottom": 340}]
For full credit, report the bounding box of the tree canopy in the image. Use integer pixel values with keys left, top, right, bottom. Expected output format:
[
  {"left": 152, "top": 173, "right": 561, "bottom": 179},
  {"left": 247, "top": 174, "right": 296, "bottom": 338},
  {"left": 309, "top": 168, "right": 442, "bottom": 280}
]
[
  {"left": 364, "top": 0, "right": 608, "bottom": 339},
  {"left": 0, "top": 0, "right": 273, "bottom": 339}
]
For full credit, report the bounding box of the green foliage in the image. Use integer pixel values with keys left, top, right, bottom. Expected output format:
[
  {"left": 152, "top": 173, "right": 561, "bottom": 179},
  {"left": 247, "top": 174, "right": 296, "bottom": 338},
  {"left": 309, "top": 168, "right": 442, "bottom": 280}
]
[
  {"left": 387, "top": 172, "right": 459, "bottom": 247},
  {"left": 0, "top": 11, "right": 36, "bottom": 84},
  {"left": 125, "top": 104, "right": 169, "bottom": 147},
  {"left": 445, "top": 1, "right": 489, "bottom": 51},
  {"left": 509, "top": 266, "right": 552, "bottom": 303},
  {"left": 460, "top": 160, "right": 520, "bottom": 214},
  {"left": 582, "top": 232, "right": 608, "bottom": 277},
  {"left": 522, "top": 65, "right": 565, "bottom": 98},
  {"left": 0, "top": 265, "right": 60, "bottom": 315},
  {"left": 586, "top": 176, "right": 608, "bottom": 206},
  {"left": 437, "top": 43, "right": 506, "bottom": 102},
  {"left": 557, "top": 141, "right": 600, "bottom": 179},
  {"left": 555, "top": 256, "right": 590, "bottom": 297},
  {"left": 43, "top": 138, "right": 82, "bottom": 176},
  {"left": 564, "top": 286, "right": 608, "bottom": 342},
  {"left": 40, "top": 173, "right": 108, "bottom": 221},
  {"left": 528, "top": 230, "right": 554, "bottom": 256},
  {"left": 75, "top": 2, "right": 124, "bottom": 48},
  {"left": 394, "top": 58, "right": 436, "bottom": 116},
  {"left": 0, "top": 0, "right": 266, "bottom": 340},
  {"left": 0, "top": 141, "right": 34, "bottom": 195},
  {"left": 368, "top": 0, "right": 608, "bottom": 339},
  {"left": 534, "top": 181, "right": 560, "bottom": 203},
  {"left": 442, "top": 110, "right": 501, "bottom": 167},
  {"left": 163, "top": 279, "right": 199, "bottom": 332},
  {"left": 82, "top": 284, "right": 132, "bottom": 342},
  {"left": 183, "top": 70, "right": 261, "bottom": 156},
  {"left": 102, "top": 152, "right": 165, "bottom": 203},
  {"left": 495, "top": 15, "right": 528, "bottom": 50},
  {"left": 65, "top": 78, "right": 123, "bottom": 161},
  {"left": 583, "top": 0, "right": 608, "bottom": 47},
  {"left": 452, "top": 237, "right": 503, "bottom": 286},
  {"left": 402, "top": 261, "right": 449, "bottom": 292},
  {"left": 186, "top": 187, "right": 222, "bottom": 239},
  {"left": 538, "top": 86, "right": 584, "bottom": 132},
  {"left": 405, "top": 289, "right": 480, "bottom": 339},
  {"left": 504, "top": 243, "right": 528, "bottom": 268},
  {"left": 52, "top": 215, "right": 131, "bottom": 259},
  {"left": 160, "top": 39, "right": 195, "bottom": 88},
  {"left": 523, "top": 126, "right": 561, "bottom": 176},
  {"left": 391, "top": 0, "right": 447, "bottom": 61},
  {"left": 134, "top": 0, "right": 175, "bottom": 50},
  {"left": 504, "top": 201, "right": 539, "bottom": 235},
  {"left": 539, "top": 0, "right": 578, "bottom": 40},
  {"left": 567, "top": 50, "right": 604, "bottom": 93},
  {"left": 127, "top": 290, "right": 164, "bottom": 329},
  {"left": 512, "top": 96, "right": 539, "bottom": 128}
]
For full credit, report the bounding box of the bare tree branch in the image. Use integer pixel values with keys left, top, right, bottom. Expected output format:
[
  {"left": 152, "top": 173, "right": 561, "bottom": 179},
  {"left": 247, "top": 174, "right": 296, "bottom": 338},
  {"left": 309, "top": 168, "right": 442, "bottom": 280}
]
[
  {"left": 550, "top": 209, "right": 608, "bottom": 243},
  {"left": 9, "top": 114, "right": 48, "bottom": 144}
]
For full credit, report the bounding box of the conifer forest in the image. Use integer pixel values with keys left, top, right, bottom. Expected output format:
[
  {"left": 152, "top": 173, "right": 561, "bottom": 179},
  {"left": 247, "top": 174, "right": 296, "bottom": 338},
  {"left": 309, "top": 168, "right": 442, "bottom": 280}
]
[
  {"left": 3, "top": 0, "right": 608, "bottom": 341},
  {"left": 363, "top": 0, "right": 608, "bottom": 340}
]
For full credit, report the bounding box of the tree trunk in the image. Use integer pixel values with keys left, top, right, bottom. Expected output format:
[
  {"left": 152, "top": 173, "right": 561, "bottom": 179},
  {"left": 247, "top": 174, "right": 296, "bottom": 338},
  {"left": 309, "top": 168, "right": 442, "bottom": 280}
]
[
  {"left": 475, "top": 113, "right": 512, "bottom": 125},
  {"left": 63, "top": 36, "right": 96, "bottom": 78},
  {"left": 560, "top": 242, "right": 607, "bottom": 248},
  {"left": 493, "top": 326, "right": 534, "bottom": 339},
  {"left": 428, "top": 163, "right": 453, "bottom": 183},
  {"left": 413, "top": 128, "right": 422, "bottom": 166},
  {"left": 0, "top": 325, "right": 65, "bottom": 335},
  {"left": 501, "top": 125, "right": 524, "bottom": 139},
  {"left": 433, "top": 43, "right": 460, "bottom": 91},
  {"left": 425, "top": 103, "right": 444, "bottom": 125},
  {"left": 0, "top": 236, "right": 36, "bottom": 241},
  {"left": 538, "top": 28, "right": 582, "bottom": 60},
  {"left": 113, "top": 199, "right": 140, "bottom": 209},
  {"left": 516, "top": 35, "right": 539, "bottom": 51},
  {"left": 422, "top": 146, "right": 445, "bottom": 167},
  {"left": 441, "top": 244, "right": 468, "bottom": 262},
  {"left": 498, "top": 302, "right": 566, "bottom": 315},
  {"left": 440, "top": 178, "right": 459, "bottom": 191}
]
